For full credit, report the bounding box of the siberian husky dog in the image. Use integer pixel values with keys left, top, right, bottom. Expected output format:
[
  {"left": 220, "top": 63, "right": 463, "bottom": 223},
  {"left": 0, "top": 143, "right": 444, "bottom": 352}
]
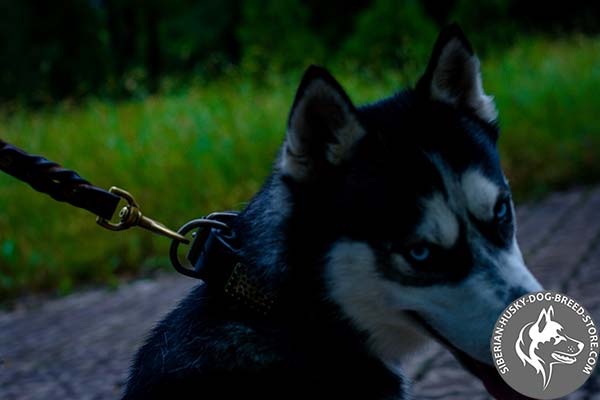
[
  {"left": 123, "top": 24, "right": 542, "bottom": 399},
  {"left": 516, "top": 306, "right": 584, "bottom": 390}
]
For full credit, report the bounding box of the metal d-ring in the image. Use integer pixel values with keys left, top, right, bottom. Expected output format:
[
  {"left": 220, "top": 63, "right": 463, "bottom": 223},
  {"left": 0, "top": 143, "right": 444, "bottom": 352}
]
[{"left": 169, "top": 218, "right": 232, "bottom": 278}]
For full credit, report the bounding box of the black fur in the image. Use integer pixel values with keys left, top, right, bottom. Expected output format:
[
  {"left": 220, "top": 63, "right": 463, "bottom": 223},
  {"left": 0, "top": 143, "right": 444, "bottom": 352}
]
[{"left": 123, "top": 25, "right": 510, "bottom": 399}]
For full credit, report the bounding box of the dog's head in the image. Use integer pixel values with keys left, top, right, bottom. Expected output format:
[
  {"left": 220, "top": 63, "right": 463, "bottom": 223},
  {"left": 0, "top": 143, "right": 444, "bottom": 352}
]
[
  {"left": 516, "top": 306, "right": 583, "bottom": 388},
  {"left": 273, "top": 24, "right": 542, "bottom": 395}
]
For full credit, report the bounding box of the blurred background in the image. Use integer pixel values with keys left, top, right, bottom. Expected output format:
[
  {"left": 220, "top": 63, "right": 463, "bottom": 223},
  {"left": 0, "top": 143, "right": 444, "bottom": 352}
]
[{"left": 1, "top": 0, "right": 600, "bottom": 303}]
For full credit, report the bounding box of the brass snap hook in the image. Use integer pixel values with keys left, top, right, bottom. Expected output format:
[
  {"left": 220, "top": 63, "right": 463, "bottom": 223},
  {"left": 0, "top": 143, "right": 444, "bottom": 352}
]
[{"left": 96, "top": 186, "right": 189, "bottom": 244}]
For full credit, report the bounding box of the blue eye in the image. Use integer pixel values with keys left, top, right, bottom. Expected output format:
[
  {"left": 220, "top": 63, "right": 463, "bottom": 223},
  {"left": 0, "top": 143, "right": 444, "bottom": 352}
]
[
  {"left": 495, "top": 199, "right": 509, "bottom": 220},
  {"left": 409, "top": 245, "right": 430, "bottom": 262}
]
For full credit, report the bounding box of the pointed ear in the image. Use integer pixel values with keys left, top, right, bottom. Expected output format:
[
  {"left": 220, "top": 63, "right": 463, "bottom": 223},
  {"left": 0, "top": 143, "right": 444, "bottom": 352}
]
[
  {"left": 417, "top": 24, "right": 498, "bottom": 123},
  {"left": 535, "top": 308, "right": 549, "bottom": 333},
  {"left": 280, "top": 65, "right": 366, "bottom": 181}
]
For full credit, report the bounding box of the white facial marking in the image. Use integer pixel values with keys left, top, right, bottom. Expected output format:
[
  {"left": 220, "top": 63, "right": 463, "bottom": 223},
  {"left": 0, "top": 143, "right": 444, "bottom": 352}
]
[
  {"left": 326, "top": 238, "right": 542, "bottom": 367},
  {"left": 410, "top": 248, "right": 541, "bottom": 364},
  {"left": 461, "top": 169, "right": 500, "bottom": 221},
  {"left": 325, "top": 241, "right": 430, "bottom": 364},
  {"left": 418, "top": 193, "right": 459, "bottom": 248},
  {"left": 497, "top": 239, "right": 542, "bottom": 293}
]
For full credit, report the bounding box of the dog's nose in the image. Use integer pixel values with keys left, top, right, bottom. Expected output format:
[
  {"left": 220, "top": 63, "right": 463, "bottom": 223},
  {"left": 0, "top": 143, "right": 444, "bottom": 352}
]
[{"left": 578, "top": 342, "right": 584, "bottom": 351}]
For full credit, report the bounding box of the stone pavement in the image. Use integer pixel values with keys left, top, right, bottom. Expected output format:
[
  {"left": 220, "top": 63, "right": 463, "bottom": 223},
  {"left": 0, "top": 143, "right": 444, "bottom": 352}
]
[{"left": 1, "top": 185, "right": 600, "bottom": 400}]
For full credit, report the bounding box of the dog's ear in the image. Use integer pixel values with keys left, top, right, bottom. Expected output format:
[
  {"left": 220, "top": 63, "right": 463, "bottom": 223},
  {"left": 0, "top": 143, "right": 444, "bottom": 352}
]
[
  {"left": 417, "top": 23, "right": 498, "bottom": 124},
  {"left": 280, "top": 65, "right": 366, "bottom": 181},
  {"left": 535, "top": 307, "right": 552, "bottom": 333}
]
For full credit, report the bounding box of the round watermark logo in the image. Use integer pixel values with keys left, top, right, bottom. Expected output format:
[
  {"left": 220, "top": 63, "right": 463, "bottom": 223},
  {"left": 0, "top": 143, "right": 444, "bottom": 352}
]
[{"left": 491, "top": 291, "right": 598, "bottom": 399}]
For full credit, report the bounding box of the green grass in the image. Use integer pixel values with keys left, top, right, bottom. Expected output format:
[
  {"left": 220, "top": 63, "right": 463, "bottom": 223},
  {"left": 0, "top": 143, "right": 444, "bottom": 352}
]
[
  {"left": 1, "top": 35, "right": 600, "bottom": 301},
  {"left": 487, "top": 35, "right": 600, "bottom": 198}
]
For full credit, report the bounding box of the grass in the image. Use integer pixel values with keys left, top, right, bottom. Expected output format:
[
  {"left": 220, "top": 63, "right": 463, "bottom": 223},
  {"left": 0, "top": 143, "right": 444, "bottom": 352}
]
[
  {"left": 1, "top": 35, "right": 600, "bottom": 302},
  {"left": 487, "top": 35, "right": 600, "bottom": 198}
]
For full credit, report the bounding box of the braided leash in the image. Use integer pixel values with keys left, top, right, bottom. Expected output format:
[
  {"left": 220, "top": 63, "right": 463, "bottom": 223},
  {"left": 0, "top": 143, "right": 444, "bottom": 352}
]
[
  {"left": 0, "top": 139, "right": 120, "bottom": 220},
  {"left": 0, "top": 139, "right": 187, "bottom": 242}
]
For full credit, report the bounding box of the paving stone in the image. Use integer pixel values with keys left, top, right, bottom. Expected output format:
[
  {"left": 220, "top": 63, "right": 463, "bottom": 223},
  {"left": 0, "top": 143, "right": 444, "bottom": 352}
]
[
  {"left": 517, "top": 187, "right": 585, "bottom": 257},
  {"left": 0, "top": 274, "right": 196, "bottom": 400},
  {"left": 566, "top": 237, "right": 600, "bottom": 313},
  {"left": 527, "top": 186, "right": 600, "bottom": 288},
  {"left": 412, "top": 353, "right": 488, "bottom": 399}
]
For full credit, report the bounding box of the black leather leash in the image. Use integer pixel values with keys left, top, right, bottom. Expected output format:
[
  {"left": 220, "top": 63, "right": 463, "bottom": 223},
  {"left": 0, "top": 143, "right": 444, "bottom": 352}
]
[
  {"left": 0, "top": 139, "right": 188, "bottom": 243},
  {"left": 0, "top": 139, "right": 275, "bottom": 315},
  {"left": 0, "top": 139, "right": 120, "bottom": 220}
]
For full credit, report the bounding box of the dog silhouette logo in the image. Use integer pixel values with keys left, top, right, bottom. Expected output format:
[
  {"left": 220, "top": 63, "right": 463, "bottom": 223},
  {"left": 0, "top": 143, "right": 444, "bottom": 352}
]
[
  {"left": 491, "top": 292, "right": 597, "bottom": 399},
  {"left": 515, "top": 306, "right": 584, "bottom": 390}
]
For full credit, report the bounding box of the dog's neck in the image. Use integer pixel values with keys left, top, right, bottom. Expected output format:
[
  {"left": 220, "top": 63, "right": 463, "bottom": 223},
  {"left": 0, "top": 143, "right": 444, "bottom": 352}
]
[
  {"left": 233, "top": 173, "right": 293, "bottom": 293},
  {"left": 232, "top": 172, "right": 346, "bottom": 319},
  {"left": 234, "top": 171, "right": 341, "bottom": 288}
]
